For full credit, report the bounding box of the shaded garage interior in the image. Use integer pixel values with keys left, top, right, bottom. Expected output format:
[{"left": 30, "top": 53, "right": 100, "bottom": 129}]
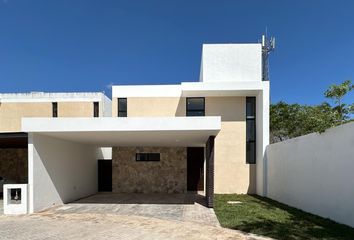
[
  {"left": 0, "top": 132, "right": 28, "bottom": 184},
  {"left": 0, "top": 132, "right": 28, "bottom": 214},
  {"left": 28, "top": 132, "right": 216, "bottom": 213}
]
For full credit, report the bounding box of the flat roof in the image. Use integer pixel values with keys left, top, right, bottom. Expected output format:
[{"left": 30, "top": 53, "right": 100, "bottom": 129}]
[
  {"left": 112, "top": 81, "right": 268, "bottom": 98},
  {"left": 22, "top": 117, "right": 221, "bottom": 147}
]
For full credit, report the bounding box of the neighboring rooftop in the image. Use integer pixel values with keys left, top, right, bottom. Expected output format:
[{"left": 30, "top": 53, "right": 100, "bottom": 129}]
[{"left": 0, "top": 92, "right": 110, "bottom": 102}]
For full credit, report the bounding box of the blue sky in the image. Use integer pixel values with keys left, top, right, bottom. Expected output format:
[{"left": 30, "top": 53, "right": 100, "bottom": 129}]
[{"left": 0, "top": 0, "right": 353, "bottom": 105}]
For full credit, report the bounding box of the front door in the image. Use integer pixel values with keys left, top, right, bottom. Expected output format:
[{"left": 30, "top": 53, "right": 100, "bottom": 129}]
[
  {"left": 98, "top": 160, "right": 112, "bottom": 192},
  {"left": 187, "top": 147, "right": 204, "bottom": 191}
]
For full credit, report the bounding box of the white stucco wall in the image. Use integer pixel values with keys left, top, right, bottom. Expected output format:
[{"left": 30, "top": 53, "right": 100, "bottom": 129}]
[
  {"left": 200, "top": 44, "right": 262, "bottom": 83},
  {"left": 266, "top": 122, "right": 354, "bottom": 227},
  {"left": 28, "top": 134, "right": 98, "bottom": 213},
  {"left": 101, "top": 94, "right": 112, "bottom": 117},
  {"left": 256, "top": 82, "right": 269, "bottom": 196},
  {"left": 96, "top": 147, "right": 112, "bottom": 160}
]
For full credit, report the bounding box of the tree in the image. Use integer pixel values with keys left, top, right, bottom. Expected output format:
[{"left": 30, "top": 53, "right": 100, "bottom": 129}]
[
  {"left": 324, "top": 80, "right": 354, "bottom": 123},
  {"left": 270, "top": 102, "right": 300, "bottom": 142},
  {"left": 300, "top": 102, "right": 337, "bottom": 134},
  {"left": 270, "top": 80, "right": 353, "bottom": 143},
  {"left": 270, "top": 102, "right": 336, "bottom": 143}
]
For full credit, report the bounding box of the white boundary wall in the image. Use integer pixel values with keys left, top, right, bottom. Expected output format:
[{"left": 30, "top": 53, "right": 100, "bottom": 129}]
[
  {"left": 266, "top": 122, "right": 354, "bottom": 227},
  {"left": 28, "top": 134, "right": 98, "bottom": 213}
]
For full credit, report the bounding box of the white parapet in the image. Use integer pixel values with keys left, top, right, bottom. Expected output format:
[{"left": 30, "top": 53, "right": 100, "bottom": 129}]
[
  {"left": 3, "top": 184, "right": 28, "bottom": 214},
  {"left": 200, "top": 44, "right": 262, "bottom": 83}
]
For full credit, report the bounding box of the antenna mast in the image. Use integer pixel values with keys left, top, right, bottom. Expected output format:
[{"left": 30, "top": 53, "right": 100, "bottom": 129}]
[{"left": 262, "top": 34, "right": 275, "bottom": 81}]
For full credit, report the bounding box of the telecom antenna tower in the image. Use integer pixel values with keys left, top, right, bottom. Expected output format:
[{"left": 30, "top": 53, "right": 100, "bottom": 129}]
[{"left": 261, "top": 35, "right": 275, "bottom": 81}]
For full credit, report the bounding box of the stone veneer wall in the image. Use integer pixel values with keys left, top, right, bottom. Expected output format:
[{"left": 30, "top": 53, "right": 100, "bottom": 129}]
[
  {"left": 112, "top": 147, "right": 187, "bottom": 193},
  {"left": 0, "top": 148, "right": 28, "bottom": 183}
]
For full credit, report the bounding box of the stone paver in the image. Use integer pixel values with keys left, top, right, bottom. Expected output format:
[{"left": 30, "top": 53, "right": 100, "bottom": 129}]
[
  {"left": 0, "top": 194, "right": 274, "bottom": 239},
  {"left": 0, "top": 212, "right": 273, "bottom": 240},
  {"left": 48, "top": 193, "right": 220, "bottom": 226}
]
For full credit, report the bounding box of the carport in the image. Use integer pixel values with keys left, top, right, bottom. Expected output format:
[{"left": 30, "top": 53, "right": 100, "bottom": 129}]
[{"left": 22, "top": 117, "right": 220, "bottom": 213}]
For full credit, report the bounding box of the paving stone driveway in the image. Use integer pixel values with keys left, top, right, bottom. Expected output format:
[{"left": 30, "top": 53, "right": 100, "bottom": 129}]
[
  {"left": 0, "top": 194, "right": 273, "bottom": 240},
  {"left": 49, "top": 193, "right": 220, "bottom": 226},
  {"left": 0, "top": 213, "right": 271, "bottom": 240}
]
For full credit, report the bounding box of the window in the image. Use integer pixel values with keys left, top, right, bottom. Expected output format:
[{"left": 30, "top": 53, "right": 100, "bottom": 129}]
[
  {"left": 136, "top": 153, "right": 160, "bottom": 161},
  {"left": 93, "top": 102, "right": 99, "bottom": 117},
  {"left": 186, "top": 97, "right": 205, "bottom": 116},
  {"left": 52, "top": 102, "right": 58, "bottom": 118},
  {"left": 246, "top": 97, "right": 256, "bottom": 164},
  {"left": 118, "top": 98, "right": 127, "bottom": 117}
]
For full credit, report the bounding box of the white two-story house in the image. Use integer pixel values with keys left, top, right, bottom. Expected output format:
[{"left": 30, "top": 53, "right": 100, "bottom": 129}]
[{"left": 2, "top": 41, "right": 269, "bottom": 214}]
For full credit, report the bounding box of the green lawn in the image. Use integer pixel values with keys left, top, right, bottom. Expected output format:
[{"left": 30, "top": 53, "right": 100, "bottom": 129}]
[{"left": 214, "top": 194, "right": 354, "bottom": 240}]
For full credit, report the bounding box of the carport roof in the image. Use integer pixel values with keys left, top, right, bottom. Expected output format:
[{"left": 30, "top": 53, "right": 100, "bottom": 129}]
[{"left": 22, "top": 117, "right": 221, "bottom": 147}]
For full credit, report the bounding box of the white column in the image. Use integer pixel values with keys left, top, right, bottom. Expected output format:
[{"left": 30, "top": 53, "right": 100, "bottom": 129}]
[
  {"left": 256, "top": 81, "right": 270, "bottom": 196},
  {"left": 28, "top": 133, "right": 34, "bottom": 213}
]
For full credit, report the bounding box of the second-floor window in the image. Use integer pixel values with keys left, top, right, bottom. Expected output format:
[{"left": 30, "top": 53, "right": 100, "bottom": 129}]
[
  {"left": 246, "top": 97, "right": 256, "bottom": 164},
  {"left": 52, "top": 102, "right": 58, "bottom": 118},
  {"left": 93, "top": 102, "right": 99, "bottom": 117},
  {"left": 118, "top": 98, "right": 127, "bottom": 117},
  {"left": 186, "top": 97, "right": 205, "bottom": 116}
]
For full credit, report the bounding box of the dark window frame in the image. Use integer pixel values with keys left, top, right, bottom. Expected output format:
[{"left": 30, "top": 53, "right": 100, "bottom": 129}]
[
  {"left": 186, "top": 97, "right": 205, "bottom": 117},
  {"left": 118, "top": 98, "right": 127, "bottom": 117},
  {"left": 93, "top": 102, "right": 99, "bottom": 117},
  {"left": 52, "top": 102, "right": 58, "bottom": 118},
  {"left": 246, "top": 97, "right": 256, "bottom": 164},
  {"left": 136, "top": 153, "right": 160, "bottom": 162}
]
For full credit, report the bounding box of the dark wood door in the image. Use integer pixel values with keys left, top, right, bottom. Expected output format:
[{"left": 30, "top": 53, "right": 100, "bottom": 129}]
[
  {"left": 98, "top": 160, "right": 112, "bottom": 192},
  {"left": 187, "top": 147, "right": 204, "bottom": 191}
]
